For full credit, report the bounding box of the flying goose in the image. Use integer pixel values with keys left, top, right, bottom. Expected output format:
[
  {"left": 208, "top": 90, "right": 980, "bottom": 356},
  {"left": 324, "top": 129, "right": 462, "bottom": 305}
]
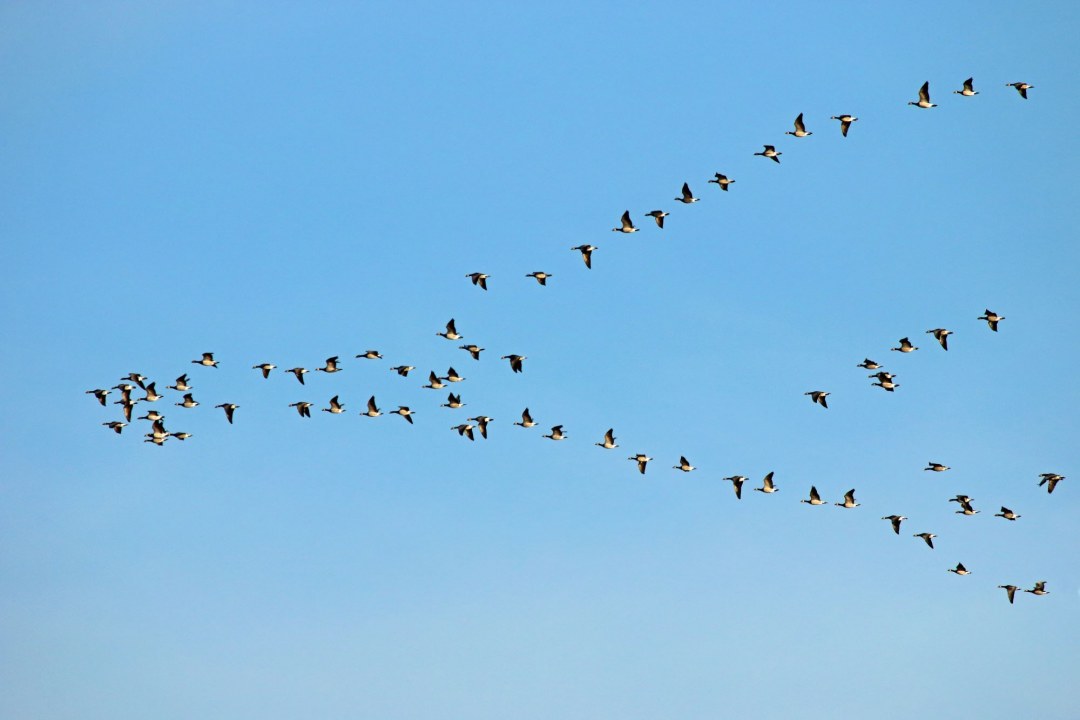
[
  {"left": 149, "top": 418, "right": 169, "bottom": 440},
  {"left": 112, "top": 382, "right": 137, "bottom": 394},
  {"left": 914, "top": 532, "right": 937, "bottom": 549},
  {"left": 857, "top": 359, "right": 882, "bottom": 370},
  {"left": 755, "top": 471, "right": 779, "bottom": 494},
  {"left": 142, "top": 383, "right": 163, "bottom": 402},
  {"left": 170, "top": 432, "right": 193, "bottom": 441},
  {"left": 674, "top": 456, "right": 696, "bottom": 472},
  {"left": 674, "top": 182, "right": 699, "bottom": 204},
  {"left": 103, "top": 421, "right": 127, "bottom": 434},
  {"left": 390, "top": 406, "right": 415, "bottom": 424},
  {"left": 948, "top": 495, "right": 974, "bottom": 505},
  {"left": 785, "top": 112, "right": 812, "bottom": 137},
  {"left": 948, "top": 562, "right": 971, "bottom": 576},
  {"left": 926, "top": 328, "right": 953, "bottom": 350},
  {"left": 869, "top": 371, "right": 897, "bottom": 382},
  {"left": 323, "top": 395, "right": 346, "bottom": 414},
  {"left": 175, "top": 393, "right": 199, "bottom": 409},
  {"left": 882, "top": 515, "right": 907, "bottom": 534},
  {"left": 998, "top": 585, "right": 1018, "bottom": 604},
  {"left": 1024, "top": 581, "right": 1049, "bottom": 596},
  {"left": 422, "top": 371, "right": 446, "bottom": 390},
  {"left": 1007, "top": 82, "right": 1033, "bottom": 99},
  {"left": 86, "top": 388, "right": 111, "bottom": 406},
  {"left": 830, "top": 114, "right": 858, "bottom": 136},
  {"left": 444, "top": 367, "right": 465, "bottom": 383},
  {"left": 289, "top": 401, "right": 313, "bottom": 418},
  {"left": 978, "top": 309, "right": 1004, "bottom": 332},
  {"left": 115, "top": 387, "right": 135, "bottom": 406},
  {"left": 452, "top": 423, "right": 476, "bottom": 441},
  {"left": 805, "top": 390, "right": 829, "bottom": 409},
  {"left": 571, "top": 245, "right": 597, "bottom": 269},
  {"left": 120, "top": 373, "right": 148, "bottom": 390},
  {"left": 754, "top": 145, "right": 782, "bottom": 163},
  {"left": 612, "top": 210, "right": 639, "bottom": 233},
  {"left": 468, "top": 416, "right": 493, "bottom": 439},
  {"left": 466, "top": 272, "right": 490, "bottom": 291},
  {"left": 286, "top": 367, "right": 310, "bottom": 384},
  {"left": 390, "top": 365, "right": 415, "bottom": 377},
  {"left": 925, "top": 462, "right": 950, "bottom": 472},
  {"left": 460, "top": 344, "right": 484, "bottom": 360},
  {"left": 441, "top": 392, "right": 465, "bottom": 409},
  {"left": 362, "top": 395, "right": 382, "bottom": 417},
  {"left": 628, "top": 453, "right": 652, "bottom": 474},
  {"left": 543, "top": 425, "right": 568, "bottom": 441},
  {"left": 708, "top": 172, "right": 734, "bottom": 191},
  {"left": 1038, "top": 473, "right": 1065, "bottom": 494},
  {"left": 836, "top": 488, "right": 860, "bottom": 508},
  {"left": 138, "top": 409, "right": 164, "bottom": 422},
  {"left": 723, "top": 475, "right": 747, "bottom": 499},
  {"left": 891, "top": 337, "right": 918, "bottom": 353},
  {"left": 645, "top": 210, "right": 669, "bottom": 228},
  {"left": 502, "top": 355, "right": 526, "bottom": 373},
  {"left": 252, "top": 363, "right": 276, "bottom": 379},
  {"left": 526, "top": 272, "right": 553, "bottom": 286},
  {"left": 595, "top": 428, "right": 618, "bottom": 449},
  {"left": 316, "top": 356, "right": 342, "bottom": 373},
  {"left": 437, "top": 319, "right": 462, "bottom": 340},
  {"left": 954, "top": 77, "right": 978, "bottom": 96},
  {"left": 192, "top": 352, "right": 219, "bottom": 368},
  {"left": 801, "top": 485, "right": 826, "bottom": 505},
  {"left": 872, "top": 379, "right": 900, "bottom": 392},
  {"left": 166, "top": 374, "right": 192, "bottom": 391},
  {"left": 995, "top": 506, "right": 1021, "bottom": 521},
  {"left": 955, "top": 500, "right": 980, "bottom": 516},
  {"left": 514, "top": 408, "right": 537, "bottom": 428},
  {"left": 144, "top": 435, "right": 167, "bottom": 446},
  {"left": 909, "top": 81, "right": 936, "bottom": 108},
  {"left": 215, "top": 403, "right": 239, "bottom": 424},
  {"left": 115, "top": 399, "right": 137, "bottom": 422},
  {"left": 356, "top": 350, "right": 383, "bottom": 360}
]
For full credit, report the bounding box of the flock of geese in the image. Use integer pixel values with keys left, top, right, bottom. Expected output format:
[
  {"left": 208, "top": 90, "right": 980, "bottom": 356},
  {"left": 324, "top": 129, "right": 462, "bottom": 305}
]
[{"left": 86, "top": 78, "right": 1058, "bottom": 606}]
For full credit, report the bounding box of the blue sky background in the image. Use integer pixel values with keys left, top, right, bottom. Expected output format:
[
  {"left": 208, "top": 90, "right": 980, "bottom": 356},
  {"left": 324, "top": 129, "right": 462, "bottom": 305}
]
[{"left": 2, "top": 2, "right": 1078, "bottom": 718}]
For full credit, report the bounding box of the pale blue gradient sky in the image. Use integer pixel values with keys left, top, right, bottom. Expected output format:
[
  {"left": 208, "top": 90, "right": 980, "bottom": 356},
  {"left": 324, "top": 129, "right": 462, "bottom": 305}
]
[{"left": 2, "top": 2, "right": 1078, "bottom": 718}]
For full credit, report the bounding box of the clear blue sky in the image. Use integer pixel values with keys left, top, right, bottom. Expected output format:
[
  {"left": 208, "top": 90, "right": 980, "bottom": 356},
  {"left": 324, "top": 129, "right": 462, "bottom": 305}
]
[{"left": 2, "top": 2, "right": 1078, "bottom": 718}]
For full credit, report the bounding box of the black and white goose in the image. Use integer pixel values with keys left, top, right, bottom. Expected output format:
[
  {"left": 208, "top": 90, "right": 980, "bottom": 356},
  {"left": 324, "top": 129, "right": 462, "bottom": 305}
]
[
  {"left": 628, "top": 453, "right": 652, "bottom": 474},
  {"left": 543, "top": 425, "right": 568, "bottom": 441},
  {"left": 170, "top": 432, "right": 193, "bottom": 441},
  {"left": 526, "top": 272, "right": 553, "bottom": 286},
  {"left": 86, "top": 389, "right": 111, "bottom": 406},
  {"left": 176, "top": 393, "right": 199, "bottom": 409},
  {"left": 452, "top": 423, "right": 476, "bottom": 441},
  {"left": 612, "top": 210, "right": 639, "bottom": 233},
  {"left": 830, "top": 114, "right": 858, "bottom": 136},
  {"left": 872, "top": 379, "right": 900, "bottom": 392},
  {"left": 460, "top": 344, "right": 484, "bottom": 360},
  {"left": 422, "top": 371, "right": 447, "bottom": 390},
  {"left": 356, "top": 350, "right": 383, "bottom": 360},
  {"left": 362, "top": 396, "right": 382, "bottom": 417},
  {"left": 998, "top": 585, "right": 1019, "bottom": 604},
  {"left": 1024, "top": 581, "right": 1049, "bottom": 596},
  {"left": 390, "top": 406, "right": 416, "bottom": 424},
  {"left": 215, "top": 403, "right": 239, "bottom": 424},
  {"left": 882, "top": 515, "right": 907, "bottom": 534},
  {"left": 755, "top": 471, "right": 779, "bottom": 494},
  {"left": 909, "top": 81, "right": 936, "bottom": 108},
  {"left": 323, "top": 395, "right": 346, "bottom": 414},
  {"left": 857, "top": 359, "right": 882, "bottom": 370},
  {"left": 708, "top": 173, "right": 735, "bottom": 191},
  {"left": 437, "top": 319, "right": 462, "bottom": 341},
  {"left": 948, "top": 562, "right": 971, "bottom": 576},
  {"left": 595, "top": 428, "right": 618, "bottom": 449},
  {"left": 674, "top": 456, "right": 696, "bottom": 473},
  {"left": 948, "top": 494, "right": 974, "bottom": 506},
  {"left": 836, "top": 489, "right": 860, "bottom": 508},
  {"left": 514, "top": 408, "right": 537, "bottom": 428},
  {"left": 316, "top": 356, "right": 342, "bottom": 374},
  {"left": 444, "top": 367, "right": 465, "bottom": 383},
  {"left": 926, "top": 328, "right": 953, "bottom": 350},
  {"left": 103, "top": 421, "right": 127, "bottom": 434},
  {"left": 892, "top": 337, "right": 918, "bottom": 353},
  {"left": 286, "top": 367, "right": 310, "bottom": 384},
  {"left": 978, "top": 309, "right": 1004, "bottom": 332},
  {"left": 925, "top": 462, "right": 950, "bottom": 472},
  {"left": 289, "top": 401, "right": 313, "bottom": 418},
  {"left": 252, "top": 363, "right": 276, "bottom": 379},
  {"left": 805, "top": 390, "right": 829, "bottom": 409},
  {"left": 954, "top": 77, "right": 978, "bottom": 96},
  {"left": 571, "top": 245, "right": 597, "bottom": 269},
  {"left": 1038, "top": 473, "right": 1065, "bottom": 494},
  {"left": 441, "top": 392, "right": 465, "bottom": 409},
  {"left": 138, "top": 409, "right": 164, "bottom": 422},
  {"left": 1007, "top": 82, "right": 1033, "bottom": 99},
  {"left": 166, "top": 374, "right": 192, "bottom": 391},
  {"left": 754, "top": 145, "right": 782, "bottom": 163},
  {"left": 502, "top": 355, "right": 526, "bottom": 373},
  {"left": 466, "top": 272, "right": 490, "bottom": 291},
  {"left": 142, "top": 383, "right": 163, "bottom": 402},
  {"left": 468, "top": 416, "right": 493, "bottom": 439},
  {"left": 785, "top": 112, "right": 812, "bottom": 137},
  {"left": 801, "top": 485, "right": 826, "bottom": 505},
  {"left": 115, "top": 399, "right": 137, "bottom": 422},
  {"left": 120, "top": 373, "right": 148, "bottom": 390},
  {"left": 914, "top": 532, "right": 937, "bottom": 549},
  {"left": 390, "top": 365, "right": 415, "bottom": 377},
  {"left": 955, "top": 500, "right": 980, "bottom": 516},
  {"left": 995, "top": 506, "right": 1021, "bottom": 521},
  {"left": 192, "top": 352, "right": 219, "bottom": 368},
  {"left": 674, "top": 182, "right": 699, "bottom": 204},
  {"left": 645, "top": 210, "right": 669, "bottom": 228},
  {"left": 723, "top": 475, "right": 747, "bottom": 499}
]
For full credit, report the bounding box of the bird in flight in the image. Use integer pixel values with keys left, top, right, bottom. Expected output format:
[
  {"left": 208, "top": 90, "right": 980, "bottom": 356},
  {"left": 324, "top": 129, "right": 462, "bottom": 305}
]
[
  {"left": 571, "top": 245, "right": 597, "bottom": 269},
  {"left": 612, "top": 210, "right": 639, "bottom": 233},
  {"left": 754, "top": 145, "right": 782, "bottom": 163},
  {"left": 674, "top": 182, "right": 699, "bottom": 204},
  {"left": 1006, "top": 82, "right": 1034, "bottom": 99},
  {"left": 192, "top": 352, "right": 219, "bottom": 368},
  {"left": 466, "top": 272, "right": 490, "bottom": 291},
  {"left": 785, "top": 112, "right": 812, "bottom": 137},
  {"left": 954, "top": 77, "right": 978, "bottom": 96},
  {"left": 805, "top": 390, "right": 829, "bottom": 409},
  {"left": 830, "top": 114, "right": 858, "bottom": 136},
  {"left": 909, "top": 81, "right": 936, "bottom": 108}
]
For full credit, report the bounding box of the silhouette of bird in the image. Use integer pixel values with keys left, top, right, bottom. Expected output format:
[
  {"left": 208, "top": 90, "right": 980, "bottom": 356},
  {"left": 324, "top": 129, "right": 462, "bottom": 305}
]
[
  {"left": 469, "top": 416, "right": 493, "bottom": 439},
  {"left": 955, "top": 500, "right": 980, "bottom": 516},
  {"left": 1038, "top": 473, "right": 1065, "bottom": 494},
  {"left": 526, "top": 272, "right": 553, "bottom": 286},
  {"left": 830, "top": 114, "right": 858, "bottom": 136},
  {"left": 390, "top": 406, "right": 415, "bottom": 424},
  {"left": 215, "top": 403, "right": 239, "bottom": 424},
  {"left": 356, "top": 350, "right": 382, "bottom": 360},
  {"left": 441, "top": 392, "right": 465, "bottom": 409},
  {"left": 1024, "top": 581, "right": 1049, "bottom": 596},
  {"left": 595, "top": 428, "right": 618, "bottom": 449},
  {"left": 954, "top": 77, "right": 978, "bottom": 96},
  {"left": 451, "top": 423, "right": 476, "bottom": 441},
  {"left": 724, "top": 475, "right": 747, "bottom": 499},
  {"left": 175, "top": 393, "right": 199, "bottom": 409},
  {"left": 86, "top": 388, "right": 110, "bottom": 406},
  {"left": 323, "top": 395, "right": 346, "bottom": 414},
  {"left": 316, "top": 356, "right": 342, "bottom": 374},
  {"left": 444, "top": 367, "right": 465, "bottom": 383},
  {"left": 252, "top": 363, "right": 276, "bottom": 378},
  {"left": 674, "top": 456, "right": 696, "bottom": 473},
  {"left": 1007, "top": 82, "right": 1034, "bottom": 99},
  {"left": 120, "top": 373, "right": 148, "bottom": 390},
  {"left": 995, "top": 506, "right": 1021, "bottom": 521},
  {"left": 926, "top": 328, "right": 953, "bottom": 350},
  {"left": 142, "top": 383, "right": 163, "bottom": 402},
  {"left": 708, "top": 172, "right": 735, "bottom": 191},
  {"left": 103, "top": 421, "right": 126, "bottom": 434},
  {"left": 437, "top": 319, "right": 462, "bottom": 340},
  {"left": 467, "top": 272, "right": 490, "bottom": 291},
  {"left": 460, "top": 344, "right": 484, "bottom": 360},
  {"left": 805, "top": 391, "right": 829, "bottom": 408},
  {"left": 909, "top": 81, "right": 936, "bottom": 108},
  {"left": 170, "top": 432, "right": 192, "bottom": 441},
  {"left": 289, "top": 401, "right": 313, "bottom": 418},
  {"left": 166, "top": 374, "right": 192, "bottom": 391},
  {"left": 362, "top": 396, "right": 382, "bottom": 417},
  {"left": 978, "top": 309, "right": 1004, "bottom": 332},
  {"left": 286, "top": 367, "right": 309, "bottom": 384},
  {"left": 138, "top": 409, "right": 164, "bottom": 422},
  {"left": 948, "top": 562, "right": 971, "bottom": 576},
  {"left": 646, "top": 210, "right": 669, "bottom": 228},
  {"left": 390, "top": 365, "right": 415, "bottom": 377},
  {"left": 629, "top": 453, "right": 652, "bottom": 474},
  {"left": 422, "top": 371, "right": 447, "bottom": 390},
  {"left": 755, "top": 472, "right": 779, "bottom": 494},
  {"left": 502, "top": 354, "right": 526, "bottom": 373},
  {"left": 857, "top": 359, "right": 882, "bottom": 370},
  {"left": 612, "top": 210, "right": 639, "bottom": 233},
  {"left": 514, "top": 408, "right": 537, "bottom": 428},
  {"left": 925, "top": 462, "right": 950, "bottom": 472},
  {"left": 882, "top": 515, "right": 907, "bottom": 534},
  {"left": 892, "top": 337, "right": 918, "bottom": 353},
  {"left": 785, "top": 112, "right": 812, "bottom": 137},
  {"left": 801, "top": 485, "right": 826, "bottom": 505},
  {"left": 998, "top": 585, "right": 1018, "bottom": 604},
  {"left": 914, "top": 532, "right": 937, "bottom": 549},
  {"left": 543, "top": 425, "right": 568, "bottom": 441},
  {"left": 836, "top": 489, "right": 860, "bottom": 508},
  {"left": 674, "top": 182, "right": 699, "bottom": 204},
  {"left": 571, "top": 245, "right": 597, "bottom": 269},
  {"left": 192, "top": 352, "right": 219, "bottom": 368},
  {"left": 754, "top": 145, "right": 782, "bottom": 163}
]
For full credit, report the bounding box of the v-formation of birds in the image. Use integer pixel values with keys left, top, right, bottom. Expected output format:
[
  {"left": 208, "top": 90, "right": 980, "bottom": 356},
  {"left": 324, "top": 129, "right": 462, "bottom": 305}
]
[{"left": 88, "top": 78, "right": 1055, "bottom": 605}]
